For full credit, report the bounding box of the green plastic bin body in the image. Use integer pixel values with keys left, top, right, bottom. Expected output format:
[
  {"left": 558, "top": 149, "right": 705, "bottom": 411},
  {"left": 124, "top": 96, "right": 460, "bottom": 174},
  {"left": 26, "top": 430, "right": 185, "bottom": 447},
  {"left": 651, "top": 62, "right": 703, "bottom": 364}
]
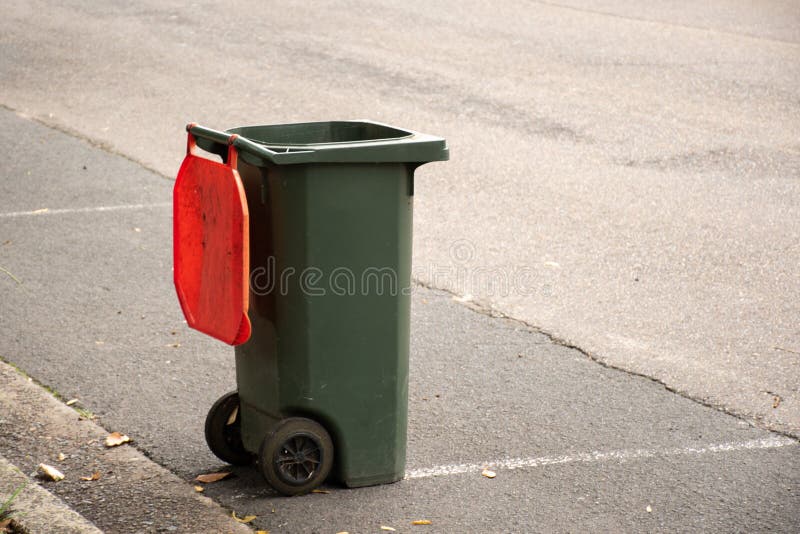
[{"left": 196, "top": 121, "right": 447, "bottom": 487}]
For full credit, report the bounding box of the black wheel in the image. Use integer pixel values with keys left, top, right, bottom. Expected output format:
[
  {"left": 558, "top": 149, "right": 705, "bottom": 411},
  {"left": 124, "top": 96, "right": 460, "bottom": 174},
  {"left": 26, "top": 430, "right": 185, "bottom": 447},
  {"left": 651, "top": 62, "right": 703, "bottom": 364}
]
[
  {"left": 259, "top": 417, "right": 334, "bottom": 496},
  {"left": 204, "top": 391, "right": 253, "bottom": 466}
]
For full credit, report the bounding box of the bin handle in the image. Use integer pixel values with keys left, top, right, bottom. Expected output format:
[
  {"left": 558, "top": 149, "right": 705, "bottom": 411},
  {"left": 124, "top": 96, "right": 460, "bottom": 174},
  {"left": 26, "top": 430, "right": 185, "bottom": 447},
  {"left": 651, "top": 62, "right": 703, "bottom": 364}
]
[
  {"left": 186, "top": 123, "right": 301, "bottom": 165},
  {"left": 185, "top": 124, "right": 240, "bottom": 169}
]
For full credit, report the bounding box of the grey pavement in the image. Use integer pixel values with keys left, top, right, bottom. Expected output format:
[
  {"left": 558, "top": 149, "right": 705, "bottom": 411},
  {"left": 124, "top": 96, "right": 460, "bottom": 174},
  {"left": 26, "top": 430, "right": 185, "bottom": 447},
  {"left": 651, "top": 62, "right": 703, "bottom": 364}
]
[
  {"left": 1, "top": 0, "right": 799, "bottom": 437},
  {"left": 1, "top": 108, "right": 798, "bottom": 532}
]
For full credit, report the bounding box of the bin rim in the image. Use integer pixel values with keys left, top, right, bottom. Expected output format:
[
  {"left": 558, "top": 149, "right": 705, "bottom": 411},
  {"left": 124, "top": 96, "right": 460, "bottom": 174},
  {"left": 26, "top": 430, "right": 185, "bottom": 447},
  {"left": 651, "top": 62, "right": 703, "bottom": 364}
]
[
  {"left": 232, "top": 119, "right": 416, "bottom": 148},
  {"left": 189, "top": 120, "right": 449, "bottom": 166}
]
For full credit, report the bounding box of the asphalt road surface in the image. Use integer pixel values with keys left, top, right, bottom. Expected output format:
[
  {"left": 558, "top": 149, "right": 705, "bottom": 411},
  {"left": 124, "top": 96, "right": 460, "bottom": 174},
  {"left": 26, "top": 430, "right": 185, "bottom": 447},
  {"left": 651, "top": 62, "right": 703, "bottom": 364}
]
[
  {"left": 2, "top": 0, "right": 799, "bottom": 436},
  {"left": 1, "top": 1, "right": 799, "bottom": 532},
  {"left": 0, "top": 109, "right": 797, "bottom": 531}
]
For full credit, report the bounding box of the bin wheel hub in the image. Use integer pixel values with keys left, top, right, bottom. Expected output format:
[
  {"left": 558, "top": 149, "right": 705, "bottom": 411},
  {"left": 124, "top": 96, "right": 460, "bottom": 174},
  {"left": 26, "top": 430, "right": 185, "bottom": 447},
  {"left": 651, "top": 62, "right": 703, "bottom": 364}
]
[
  {"left": 277, "top": 434, "right": 323, "bottom": 484},
  {"left": 259, "top": 417, "right": 334, "bottom": 495}
]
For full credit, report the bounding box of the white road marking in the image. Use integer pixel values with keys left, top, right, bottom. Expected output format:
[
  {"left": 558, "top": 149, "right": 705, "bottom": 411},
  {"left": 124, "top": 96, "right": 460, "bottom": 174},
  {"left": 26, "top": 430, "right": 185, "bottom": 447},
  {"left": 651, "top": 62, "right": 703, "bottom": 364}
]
[
  {"left": 0, "top": 203, "right": 171, "bottom": 218},
  {"left": 405, "top": 436, "right": 796, "bottom": 480}
]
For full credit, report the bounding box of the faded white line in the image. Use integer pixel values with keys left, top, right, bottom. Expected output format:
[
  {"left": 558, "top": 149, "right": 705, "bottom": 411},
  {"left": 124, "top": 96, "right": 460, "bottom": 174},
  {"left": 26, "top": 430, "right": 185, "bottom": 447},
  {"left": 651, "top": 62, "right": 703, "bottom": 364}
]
[
  {"left": 405, "top": 436, "right": 797, "bottom": 480},
  {"left": 0, "top": 203, "right": 171, "bottom": 218}
]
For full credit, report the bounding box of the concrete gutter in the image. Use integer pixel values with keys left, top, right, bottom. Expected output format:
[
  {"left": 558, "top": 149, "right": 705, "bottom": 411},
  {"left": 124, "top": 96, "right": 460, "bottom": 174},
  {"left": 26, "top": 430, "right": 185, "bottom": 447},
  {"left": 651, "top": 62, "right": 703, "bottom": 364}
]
[
  {"left": 0, "top": 454, "right": 103, "bottom": 534},
  {"left": 0, "top": 360, "right": 253, "bottom": 534}
]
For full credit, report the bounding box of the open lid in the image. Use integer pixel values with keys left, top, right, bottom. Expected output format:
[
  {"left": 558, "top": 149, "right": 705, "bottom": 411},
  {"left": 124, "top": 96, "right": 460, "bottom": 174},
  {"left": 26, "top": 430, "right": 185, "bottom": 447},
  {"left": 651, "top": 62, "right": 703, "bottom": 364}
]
[{"left": 173, "top": 128, "right": 251, "bottom": 345}]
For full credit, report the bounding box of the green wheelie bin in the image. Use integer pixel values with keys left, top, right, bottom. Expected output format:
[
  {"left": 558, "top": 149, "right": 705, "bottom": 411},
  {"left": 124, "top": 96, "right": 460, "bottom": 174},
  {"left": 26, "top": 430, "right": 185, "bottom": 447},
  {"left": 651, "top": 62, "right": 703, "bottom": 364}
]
[{"left": 173, "top": 120, "right": 448, "bottom": 495}]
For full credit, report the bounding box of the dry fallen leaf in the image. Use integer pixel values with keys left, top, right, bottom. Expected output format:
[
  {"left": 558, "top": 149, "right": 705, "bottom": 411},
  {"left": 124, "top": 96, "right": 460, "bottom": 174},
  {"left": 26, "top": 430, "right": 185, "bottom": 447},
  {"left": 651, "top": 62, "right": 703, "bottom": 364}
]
[
  {"left": 380, "top": 527, "right": 396, "bottom": 532},
  {"left": 231, "top": 512, "right": 256, "bottom": 523},
  {"left": 773, "top": 396, "right": 782, "bottom": 409},
  {"left": 412, "top": 520, "right": 433, "bottom": 525},
  {"left": 57, "top": 452, "right": 66, "bottom": 461},
  {"left": 226, "top": 405, "right": 238, "bottom": 426},
  {"left": 38, "top": 463, "right": 65, "bottom": 481},
  {"left": 105, "top": 432, "right": 131, "bottom": 447},
  {"left": 194, "top": 485, "right": 204, "bottom": 493},
  {"left": 195, "top": 471, "right": 231, "bottom": 483},
  {"left": 481, "top": 469, "right": 497, "bottom": 479},
  {"left": 66, "top": 399, "right": 79, "bottom": 406},
  {"left": 80, "top": 472, "right": 101, "bottom": 481},
  {"left": 311, "top": 489, "right": 330, "bottom": 494}
]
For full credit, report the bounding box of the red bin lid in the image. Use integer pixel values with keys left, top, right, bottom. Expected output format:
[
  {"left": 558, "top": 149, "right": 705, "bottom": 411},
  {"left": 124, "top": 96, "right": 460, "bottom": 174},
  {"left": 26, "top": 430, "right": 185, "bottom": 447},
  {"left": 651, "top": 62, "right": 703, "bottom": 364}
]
[{"left": 173, "top": 131, "right": 251, "bottom": 345}]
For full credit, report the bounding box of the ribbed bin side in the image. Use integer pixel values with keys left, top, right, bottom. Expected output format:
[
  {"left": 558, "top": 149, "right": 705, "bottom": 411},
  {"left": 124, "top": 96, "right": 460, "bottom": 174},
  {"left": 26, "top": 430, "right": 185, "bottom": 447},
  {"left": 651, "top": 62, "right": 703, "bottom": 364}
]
[{"left": 236, "top": 161, "right": 413, "bottom": 486}]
